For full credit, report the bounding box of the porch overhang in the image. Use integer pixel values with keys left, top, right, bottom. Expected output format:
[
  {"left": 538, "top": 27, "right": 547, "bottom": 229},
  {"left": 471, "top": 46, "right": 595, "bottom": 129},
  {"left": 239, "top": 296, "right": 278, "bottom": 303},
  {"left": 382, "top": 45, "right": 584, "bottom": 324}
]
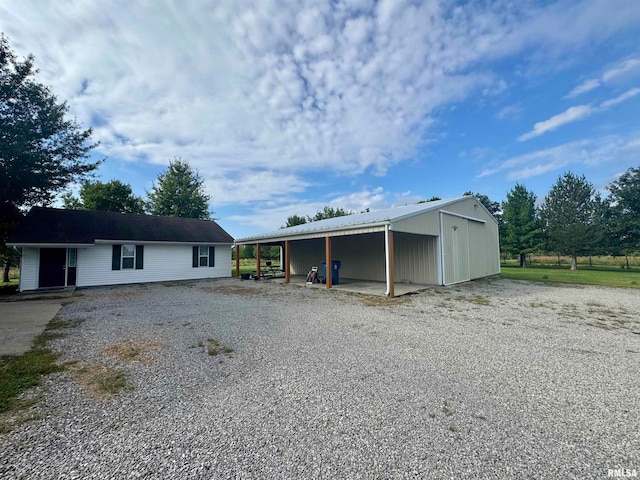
[{"left": 234, "top": 221, "right": 390, "bottom": 245}]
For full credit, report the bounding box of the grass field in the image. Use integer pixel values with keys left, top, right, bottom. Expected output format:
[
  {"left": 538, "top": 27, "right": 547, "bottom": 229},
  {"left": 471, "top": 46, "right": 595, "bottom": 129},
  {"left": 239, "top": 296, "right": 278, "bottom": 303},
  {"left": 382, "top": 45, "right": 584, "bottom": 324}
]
[
  {"left": 0, "top": 267, "right": 19, "bottom": 299},
  {"left": 231, "top": 259, "right": 281, "bottom": 277},
  {"left": 500, "top": 265, "right": 640, "bottom": 289},
  {"left": 503, "top": 254, "right": 640, "bottom": 269}
]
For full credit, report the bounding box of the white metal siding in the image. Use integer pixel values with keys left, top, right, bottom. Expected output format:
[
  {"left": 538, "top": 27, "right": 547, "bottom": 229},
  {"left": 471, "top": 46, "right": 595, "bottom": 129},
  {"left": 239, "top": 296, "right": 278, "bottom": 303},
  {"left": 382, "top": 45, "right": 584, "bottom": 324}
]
[
  {"left": 290, "top": 238, "right": 325, "bottom": 275},
  {"left": 441, "top": 198, "right": 495, "bottom": 224},
  {"left": 468, "top": 221, "right": 500, "bottom": 279},
  {"left": 19, "top": 248, "right": 39, "bottom": 291},
  {"left": 75, "top": 244, "right": 232, "bottom": 288},
  {"left": 393, "top": 210, "right": 441, "bottom": 236},
  {"left": 289, "top": 234, "right": 386, "bottom": 281},
  {"left": 333, "top": 234, "right": 386, "bottom": 281},
  {"left": 442, "top": 214, "right": 470, "bottom": 285},
  {"left": 289, "top": 232, "right": 437, "bottom": 284},
  {"left": 394, "top": 232, "right": 438, "bottom": 284}
]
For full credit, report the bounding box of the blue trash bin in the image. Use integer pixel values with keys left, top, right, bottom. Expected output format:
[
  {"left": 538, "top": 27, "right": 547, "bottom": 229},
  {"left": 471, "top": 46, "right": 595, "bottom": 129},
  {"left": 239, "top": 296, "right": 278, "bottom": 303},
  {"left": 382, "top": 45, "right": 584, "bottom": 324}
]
[{"left": 321, "top": 260, "right": 341, "bottom": 285}]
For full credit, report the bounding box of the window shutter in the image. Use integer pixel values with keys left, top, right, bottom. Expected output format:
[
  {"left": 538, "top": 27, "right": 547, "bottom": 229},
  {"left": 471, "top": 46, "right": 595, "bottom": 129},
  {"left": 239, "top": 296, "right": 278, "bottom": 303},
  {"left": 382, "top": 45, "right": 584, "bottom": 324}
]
[
  {"left": 192, "top": 246, "right": 198, "bottom": 268},
  {"left": 135, "top": 245, "right": 144, "bottom": 269},
  {"left": 112, "top": 245, "right": 121, "bottom": 270},
  {"left": 208, "top": 246, "right": 215, "bottom": 267}
]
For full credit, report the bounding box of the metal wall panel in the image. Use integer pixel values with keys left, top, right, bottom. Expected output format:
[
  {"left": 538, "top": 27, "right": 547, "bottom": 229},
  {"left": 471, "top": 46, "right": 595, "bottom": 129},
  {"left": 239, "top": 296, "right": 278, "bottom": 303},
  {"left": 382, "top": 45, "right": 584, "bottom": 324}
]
[
  {"left": 442, "top": 214, "right": 470, "bottom": 285},
  {"left": 392, "top": 211, "right": 440, "bottom": 235},
  {"left": 333, "top": 233, "right": 386, "bottom": 281},
  {"left": 394, "top": 232, "right": 438, "bottom": 284},
  {"left": 468, "top": 220, "right": 500, "bottom": 279},
  {"left": 441, "top": 197, "right": 495, "bottom": 224},
  {"left": 289, "top": 238, "right": 325, "bottom": 275},
  {"left": 289, "top": 232, "right": 438, "bottom": 284},
  {"left": 289, "top": 234, "right": 387, "bottom": 280}
]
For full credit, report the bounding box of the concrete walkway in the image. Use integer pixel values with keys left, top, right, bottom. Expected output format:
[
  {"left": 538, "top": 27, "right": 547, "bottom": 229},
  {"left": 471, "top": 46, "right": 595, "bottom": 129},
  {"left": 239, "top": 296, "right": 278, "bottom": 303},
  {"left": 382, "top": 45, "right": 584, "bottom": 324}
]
[{"left": 0, "top": 300, "right": 63, "bottom": 356}]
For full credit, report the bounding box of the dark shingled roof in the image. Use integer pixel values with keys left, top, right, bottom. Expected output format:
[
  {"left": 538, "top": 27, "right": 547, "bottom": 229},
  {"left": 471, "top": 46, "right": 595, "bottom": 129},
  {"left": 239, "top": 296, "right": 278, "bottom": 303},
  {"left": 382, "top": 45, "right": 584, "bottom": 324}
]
[{"left": 8, "top": 207, "right": 234, "bottom": 245}]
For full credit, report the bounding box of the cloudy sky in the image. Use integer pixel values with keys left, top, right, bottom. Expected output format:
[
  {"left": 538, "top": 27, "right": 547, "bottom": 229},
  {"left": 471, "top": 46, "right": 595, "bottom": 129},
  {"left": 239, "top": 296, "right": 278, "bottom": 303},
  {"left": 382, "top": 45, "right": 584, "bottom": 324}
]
[{"left": 2, "top": 0, "right": 639, "bottom": 238}]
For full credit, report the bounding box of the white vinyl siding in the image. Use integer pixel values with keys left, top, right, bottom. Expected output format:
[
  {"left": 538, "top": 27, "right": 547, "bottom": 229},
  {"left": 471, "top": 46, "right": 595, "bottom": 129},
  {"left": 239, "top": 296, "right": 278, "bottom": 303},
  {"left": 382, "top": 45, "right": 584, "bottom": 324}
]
[
  {"left": 19, "top": 247, "right": 39, "bottom": 291},
  {"left": 76, "top": 243, "right": 231, "bottom": 288}
]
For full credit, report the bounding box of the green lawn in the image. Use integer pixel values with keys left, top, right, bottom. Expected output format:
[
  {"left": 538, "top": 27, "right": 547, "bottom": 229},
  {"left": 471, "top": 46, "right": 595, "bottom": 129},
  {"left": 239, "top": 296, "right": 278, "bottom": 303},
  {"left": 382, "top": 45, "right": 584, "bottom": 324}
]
[
  {"left": 231, "top": 260, "right": 281, "bottom": 277},
  {"left": 500, "top": 265, "right": 640, "bottom": 289},
  {"left": 0, "top": 280, "right": 18, "bottom": 299}
]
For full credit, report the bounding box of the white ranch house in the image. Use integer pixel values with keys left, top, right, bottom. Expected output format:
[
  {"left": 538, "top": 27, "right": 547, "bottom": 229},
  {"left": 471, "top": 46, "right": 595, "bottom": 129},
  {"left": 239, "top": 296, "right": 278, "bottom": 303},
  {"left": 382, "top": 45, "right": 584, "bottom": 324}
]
[{"left": 8, "top": 207, "right": 233, "bottom": 291}]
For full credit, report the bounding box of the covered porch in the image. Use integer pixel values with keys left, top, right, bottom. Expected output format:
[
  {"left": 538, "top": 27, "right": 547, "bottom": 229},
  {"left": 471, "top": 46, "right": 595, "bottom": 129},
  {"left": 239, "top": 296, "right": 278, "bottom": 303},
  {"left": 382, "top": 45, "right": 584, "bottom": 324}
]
[{"left": 235, "top": 229, "right": 439, "bottom": 298}]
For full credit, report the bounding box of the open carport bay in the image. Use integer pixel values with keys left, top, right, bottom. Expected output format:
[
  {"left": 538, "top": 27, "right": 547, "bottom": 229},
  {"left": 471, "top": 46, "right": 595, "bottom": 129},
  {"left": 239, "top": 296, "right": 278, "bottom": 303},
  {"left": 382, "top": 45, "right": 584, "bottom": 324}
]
[{"left": 0, "top": 278, "right": 638, "bottom": 478}]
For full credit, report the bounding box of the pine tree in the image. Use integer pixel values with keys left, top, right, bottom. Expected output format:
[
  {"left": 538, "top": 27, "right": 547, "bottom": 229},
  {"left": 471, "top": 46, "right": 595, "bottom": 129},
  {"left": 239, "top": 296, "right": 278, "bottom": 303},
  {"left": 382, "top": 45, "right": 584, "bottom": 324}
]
[{"left": 146, "top": 158, "right": 211, "bottom": 218}]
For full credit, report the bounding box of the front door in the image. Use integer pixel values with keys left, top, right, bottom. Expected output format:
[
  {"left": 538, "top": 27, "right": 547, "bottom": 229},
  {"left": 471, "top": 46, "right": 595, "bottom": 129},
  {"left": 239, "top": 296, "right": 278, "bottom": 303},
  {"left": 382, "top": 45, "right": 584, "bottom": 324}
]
[{"left": 39, "top": 248, "right": 67, "bottom": 288}]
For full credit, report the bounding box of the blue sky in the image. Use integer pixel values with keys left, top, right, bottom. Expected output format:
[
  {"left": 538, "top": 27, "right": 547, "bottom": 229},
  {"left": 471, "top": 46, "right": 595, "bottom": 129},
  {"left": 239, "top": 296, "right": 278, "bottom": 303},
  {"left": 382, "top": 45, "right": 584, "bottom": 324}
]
[{"left": 1, "top": 0, "right": 639, "bottom": 238}]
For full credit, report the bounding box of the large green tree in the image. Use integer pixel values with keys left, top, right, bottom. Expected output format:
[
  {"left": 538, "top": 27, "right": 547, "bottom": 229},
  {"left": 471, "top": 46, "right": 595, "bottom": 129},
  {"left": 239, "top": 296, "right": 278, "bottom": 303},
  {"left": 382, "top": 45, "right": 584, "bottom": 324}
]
[
  {"left": 308, "top": 206, "right": 351, "bottom": 222},
  {"left": 146, "top": 158, "right": 211, "bottom": 218},
  {"left": 62, "top": 180, "right": 144, "bottom": 214},
  {"left": 500, "top": 184, "right": 541, "bottom": 267},
  {"left": 282, "top": 214, "right": 307, "bottom": 228},
  {"left": 607, "top": 165, "right": 640, "bottom": 264},
  {"left": 1, "top": 35, "right": 99, "bottom": 280},
  {"left": 539, "top": 172, "right": 595, "bottom": 270}
]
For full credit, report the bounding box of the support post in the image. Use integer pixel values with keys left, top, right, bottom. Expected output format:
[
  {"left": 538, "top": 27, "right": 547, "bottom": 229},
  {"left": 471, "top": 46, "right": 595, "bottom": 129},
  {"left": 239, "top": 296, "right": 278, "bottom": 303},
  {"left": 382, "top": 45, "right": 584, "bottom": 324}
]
[
  {"left": 235, "top": 245, "right": 240, "bottom": 277},
  {"left": 284, "top": 241, "right": 290, "bottom": 283},
  {"left": 388, "top": 230, "right": 395, "bottom": 298},
  {"left": 325, "top": 236, "right": 332, "bottom": 289},
  {"left": 256, "top": 244, "right": 261, "bottom": 278}
]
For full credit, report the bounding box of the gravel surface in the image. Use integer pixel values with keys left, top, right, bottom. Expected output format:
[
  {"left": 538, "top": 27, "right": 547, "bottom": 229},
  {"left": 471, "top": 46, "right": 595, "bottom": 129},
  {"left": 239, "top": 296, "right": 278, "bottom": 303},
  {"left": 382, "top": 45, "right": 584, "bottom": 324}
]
[{"left": 1, "top": 277, "right": 638, "bottom": 478}]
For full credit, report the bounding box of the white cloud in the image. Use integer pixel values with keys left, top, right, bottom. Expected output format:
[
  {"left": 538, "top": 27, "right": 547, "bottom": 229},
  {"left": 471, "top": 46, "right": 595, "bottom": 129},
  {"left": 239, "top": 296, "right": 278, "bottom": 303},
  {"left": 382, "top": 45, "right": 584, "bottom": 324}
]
[
  {"left": 565, "top": 57, "right": 640, "bottom": 98},
  {"left": 565, "top": 78, "right": 601, "bottom": 98},
  {"left": 1, "top": 0, "right": 640, "bottom": 206},
  {"left": 519, "top": 87, "right": 640, "bottom": 141},
  {"left": 599, "top": 87, "right": 640, "bottom": 108},
  {"left": 602, "top": 58, "right": 640, "bottom": 82},
  {"left": 518, "top": 105, "right": 593, "bottom": 141},
  {"left": 495, "top": 104, "right": 523, "bottom": 120},
  {"left": 479, "top": 134, "right": 636, "bottom": 180}
]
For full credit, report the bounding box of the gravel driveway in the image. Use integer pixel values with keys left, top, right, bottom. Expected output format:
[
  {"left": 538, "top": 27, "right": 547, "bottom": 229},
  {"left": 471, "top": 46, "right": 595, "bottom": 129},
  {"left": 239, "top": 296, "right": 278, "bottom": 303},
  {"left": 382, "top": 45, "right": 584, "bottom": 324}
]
[{"left": 1, "top": 277, "right": 638, "bottom": 478}]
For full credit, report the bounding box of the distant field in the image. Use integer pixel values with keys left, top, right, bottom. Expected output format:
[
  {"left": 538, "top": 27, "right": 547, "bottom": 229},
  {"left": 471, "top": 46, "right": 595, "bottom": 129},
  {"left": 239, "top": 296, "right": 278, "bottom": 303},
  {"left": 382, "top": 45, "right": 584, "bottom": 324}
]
[
  {"left": 500, "top": 265, "right": 640, "bottom": 289},
  {"left": 502, "top": 254, "right": 640, "bottom": 269}
]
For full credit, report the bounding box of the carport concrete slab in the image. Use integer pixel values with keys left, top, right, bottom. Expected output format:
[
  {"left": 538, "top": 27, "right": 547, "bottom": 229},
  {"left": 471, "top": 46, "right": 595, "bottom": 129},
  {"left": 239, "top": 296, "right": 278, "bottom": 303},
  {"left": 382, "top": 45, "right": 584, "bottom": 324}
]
[
  {"left": 275, "top": 276, "right": 433, "bottom": 297},
  {"left": 0, "top": 300, "right": 62, "bottom": 356}
]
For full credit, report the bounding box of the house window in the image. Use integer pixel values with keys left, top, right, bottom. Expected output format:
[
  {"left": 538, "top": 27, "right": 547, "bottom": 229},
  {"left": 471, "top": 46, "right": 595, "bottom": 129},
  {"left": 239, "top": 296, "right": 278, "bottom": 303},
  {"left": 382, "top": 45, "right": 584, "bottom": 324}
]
[
  {"left": 112, "top": 245, "right": 144, "bottom": 270},
  {"left": 192, "top": 246, "right": 215, "bottom": 267},
  {"left": 122, "top": 244, "right": 135, "bottom": 269},
  {"left": 68, "top": 248, "right": 76, "bottom": 267},
  {"left": 199, "top": 246, "right": 208, "bottom": 266}
]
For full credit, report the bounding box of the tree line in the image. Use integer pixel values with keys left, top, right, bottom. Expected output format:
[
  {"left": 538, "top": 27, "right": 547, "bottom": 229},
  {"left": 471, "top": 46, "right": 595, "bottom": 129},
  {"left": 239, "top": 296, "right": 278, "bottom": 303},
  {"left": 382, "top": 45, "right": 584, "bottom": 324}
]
[{"left": 501, "top": 169, "right": 640, "bottom": 270}]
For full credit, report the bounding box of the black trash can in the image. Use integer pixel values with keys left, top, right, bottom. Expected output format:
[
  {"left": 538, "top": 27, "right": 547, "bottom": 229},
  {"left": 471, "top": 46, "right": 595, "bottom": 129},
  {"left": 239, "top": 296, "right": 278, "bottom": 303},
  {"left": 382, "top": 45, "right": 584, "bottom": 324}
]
[{"left": 321, "top": 260, "right": 341, "bottom": 285}]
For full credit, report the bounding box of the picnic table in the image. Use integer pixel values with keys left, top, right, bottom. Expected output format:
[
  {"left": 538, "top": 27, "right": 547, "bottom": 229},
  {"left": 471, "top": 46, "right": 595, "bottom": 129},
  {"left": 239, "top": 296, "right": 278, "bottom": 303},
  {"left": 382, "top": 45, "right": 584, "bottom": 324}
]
[{"left": 252, "top": 263, "right": 281, "bottom": 279}]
